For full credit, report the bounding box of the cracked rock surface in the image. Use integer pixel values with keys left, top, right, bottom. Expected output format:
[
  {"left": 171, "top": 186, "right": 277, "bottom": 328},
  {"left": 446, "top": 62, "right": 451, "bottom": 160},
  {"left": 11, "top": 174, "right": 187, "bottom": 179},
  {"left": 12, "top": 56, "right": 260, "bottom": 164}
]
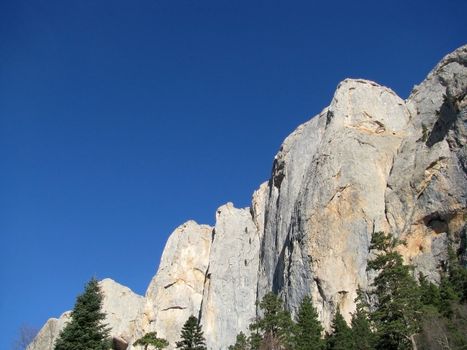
[
  {"left": 30, "top": 45, "right": 466, "bottom": 350},
  {"left": 128, "top": 221, "right": 213, "bottom": 349}
]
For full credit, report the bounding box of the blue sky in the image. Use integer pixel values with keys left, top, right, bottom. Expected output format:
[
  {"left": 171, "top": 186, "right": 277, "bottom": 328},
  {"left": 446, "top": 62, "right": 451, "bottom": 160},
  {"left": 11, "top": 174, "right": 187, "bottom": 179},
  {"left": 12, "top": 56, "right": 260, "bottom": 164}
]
[{"left": 0, "top": 0, "right": 465, "bottom": 348}]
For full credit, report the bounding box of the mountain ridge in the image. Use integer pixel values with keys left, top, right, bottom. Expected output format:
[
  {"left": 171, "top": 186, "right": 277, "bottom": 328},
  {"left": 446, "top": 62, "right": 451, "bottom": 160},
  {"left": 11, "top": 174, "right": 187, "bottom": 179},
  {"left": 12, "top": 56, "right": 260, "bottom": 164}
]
[{"left": 28, "top": 44, "right": 467, "bottom": 350}]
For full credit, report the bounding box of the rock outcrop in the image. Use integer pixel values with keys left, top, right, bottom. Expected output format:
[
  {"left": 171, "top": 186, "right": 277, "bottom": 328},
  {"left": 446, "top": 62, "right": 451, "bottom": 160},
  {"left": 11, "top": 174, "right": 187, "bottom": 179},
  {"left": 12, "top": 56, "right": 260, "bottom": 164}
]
[
  {"left": 27, "top": 312, "right": 71, "bottom": 350},
  {"left": 258, "top": 78, "right": 412, "bottom": 326},
  {"left": 129, "top": 221, "right": 213, "bottom": 349},
  {"left": 27, "top": 279, "right": 144, "bottom": 350},
  {"left": 200, "top": 203, "right": 260, "bottom": 350},
  {"left": 385, "top": 46, "right": 467, "bottom": 280},
  {"left": 29, "top": 45, "right": 466, "bottom": 350}
]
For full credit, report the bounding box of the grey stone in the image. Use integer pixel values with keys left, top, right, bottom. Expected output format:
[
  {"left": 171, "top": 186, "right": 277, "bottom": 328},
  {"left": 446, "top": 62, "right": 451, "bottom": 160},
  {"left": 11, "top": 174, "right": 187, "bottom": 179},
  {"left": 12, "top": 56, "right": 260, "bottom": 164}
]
[
  {"left": 200, "top": 203, "right": 260, "bottom": 350},
  {"left": 29, "top": 45, "right": 467, "bottom": 349},
  {"left": 129, "top": 220, "right": 213, "bottom": 349},
  {"left": 27, "top": 279, "right": 144, "bottom": 350}
]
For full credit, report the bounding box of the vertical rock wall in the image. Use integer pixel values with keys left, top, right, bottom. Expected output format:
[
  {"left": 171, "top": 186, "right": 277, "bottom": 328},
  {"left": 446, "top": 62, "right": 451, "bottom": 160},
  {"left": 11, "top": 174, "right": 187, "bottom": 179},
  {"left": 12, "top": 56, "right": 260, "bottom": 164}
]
[
  {"left": 28, "top": 45, "right": 467, "bottom": 350},
  {"left": 200, "top": 203, "right": 260, "bottom": 349},
  {"left": 130, "top": 221, "right": 212, "bottom": 349},
  {"left": 385, "top": 46, "right": 467, "bottom": 280},
  {"left": 258, "top": 79, "right": 411, "bottom": 326}
]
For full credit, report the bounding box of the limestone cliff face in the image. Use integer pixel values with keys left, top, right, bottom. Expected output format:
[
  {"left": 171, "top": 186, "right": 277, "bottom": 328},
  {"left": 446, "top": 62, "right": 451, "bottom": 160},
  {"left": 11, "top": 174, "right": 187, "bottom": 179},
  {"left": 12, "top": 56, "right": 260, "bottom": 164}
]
[
  {"left": 129, "top": 205, "right": 262, "bottom": 350},
  {"left": 27, "top": 312, "right": 71, "bottom": 350},
  {"left": 385, "top": 46, "right": 467, "bottom": 280},
  {"left": 258, "top": 78, "right": 412, "bottom": 326},
  {"left": 257, "top": 46, "right": 466, "bottom": 328},
  {"left": 27, "top": 279, "right": 144, "bottom": 350},
  {"left": 30, "top": 45, "right": 466, "bottom": 350},
  {"left": 129, "top": 221, "right": 213, "bottom": 349},
  {"left": 200, "top": 203, "right": 260, "bottom": 350}
]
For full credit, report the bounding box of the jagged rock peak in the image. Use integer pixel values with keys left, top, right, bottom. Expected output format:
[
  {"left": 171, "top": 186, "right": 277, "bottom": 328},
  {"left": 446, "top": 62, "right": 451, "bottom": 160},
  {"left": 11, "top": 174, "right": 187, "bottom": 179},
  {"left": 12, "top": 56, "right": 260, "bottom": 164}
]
[{"left": 28, "top": 45, "right": 466, "bottom": 350}]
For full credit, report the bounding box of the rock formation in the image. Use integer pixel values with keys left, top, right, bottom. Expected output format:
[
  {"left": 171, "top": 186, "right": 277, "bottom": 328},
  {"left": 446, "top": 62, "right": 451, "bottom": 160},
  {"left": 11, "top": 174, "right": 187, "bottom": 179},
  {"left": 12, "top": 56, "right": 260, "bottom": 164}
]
[
  {"left": 29, "top": 45, "right": 466, "bottom": 350},
  {"left": 27, "top": 279, "right": 144, "bottom": 350},
  {"left": 130, "top": 221, "right": 213, "bottom": 348},
  {"left": 200, "top": 203, "right": 260, "bottom": 350}
]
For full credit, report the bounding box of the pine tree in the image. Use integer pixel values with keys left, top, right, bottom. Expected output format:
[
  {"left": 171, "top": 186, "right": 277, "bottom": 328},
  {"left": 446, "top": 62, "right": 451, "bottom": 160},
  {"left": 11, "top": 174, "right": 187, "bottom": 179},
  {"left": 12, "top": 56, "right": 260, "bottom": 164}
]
[
  {"left": 367, "top": 231, "right": 422, "bottom": 350},
  {"left": 350, "top": 289, "right": 375, "bottom": 350},
  {"left": 418, "top": 273, "right": 441, "bottom": 311},
  {"left": 228, "top": 332, "right": 249, "bottom": 350},
  {"left": 438, "top": 275, "right": 458, "bottom": 318},
  {"left": 248, "top": 330, "right": 262, "bottom": 350},
  {"left": 176, "top": 315, "right": 207, "bottom": 350},
  {"left": 294, "top": 296, "right": 324, "bottom": 350},
  {"left": 249, "top": 292, "right": 295, "bottom": 350},
  {"left": 54, "top": 278, "right": 111, "bottom": 350},
  {"left": 134, "top": 332, "right": 169, "bottom": 350},
  {"left": 326, "top": 309, "right": 353, "bottom": 350},
  {"left": 446, "top": 245, "right": 467, "bottom": 303}
]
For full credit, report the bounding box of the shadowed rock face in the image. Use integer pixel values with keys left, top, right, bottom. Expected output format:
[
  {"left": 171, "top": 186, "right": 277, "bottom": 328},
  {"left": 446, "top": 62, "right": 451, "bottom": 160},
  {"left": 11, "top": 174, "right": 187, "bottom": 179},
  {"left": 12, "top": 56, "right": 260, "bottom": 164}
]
[
  {"left": 30, "top": 45, "right": 466, "bottom": 350},
  {"left": 385, "top": 46, "right": 467, "bottom": 280}
]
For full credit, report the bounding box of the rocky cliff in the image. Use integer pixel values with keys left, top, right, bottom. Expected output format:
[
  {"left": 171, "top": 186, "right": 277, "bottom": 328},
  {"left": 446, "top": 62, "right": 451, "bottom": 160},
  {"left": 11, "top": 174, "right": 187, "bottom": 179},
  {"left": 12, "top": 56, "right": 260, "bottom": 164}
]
[
  {"left": 28, "top": 45, "right": 467, "bottom": 350},
  {"left": 27, "top": 279, "right": 144, "bottom": 350}
]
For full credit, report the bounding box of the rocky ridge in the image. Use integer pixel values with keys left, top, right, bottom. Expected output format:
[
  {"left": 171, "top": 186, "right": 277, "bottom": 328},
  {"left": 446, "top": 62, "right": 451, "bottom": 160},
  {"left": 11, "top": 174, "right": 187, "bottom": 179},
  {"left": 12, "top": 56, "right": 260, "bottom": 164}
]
[{"left": 28, "top": 45, "right": 467, "bottom": 350}]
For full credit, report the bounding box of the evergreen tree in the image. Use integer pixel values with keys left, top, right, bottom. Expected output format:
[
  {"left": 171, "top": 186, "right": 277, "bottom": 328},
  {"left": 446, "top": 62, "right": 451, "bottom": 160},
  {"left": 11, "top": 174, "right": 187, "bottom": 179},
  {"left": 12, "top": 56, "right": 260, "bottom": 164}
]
[
  {"left": 294, "top": 296, "right": 324, "bottom": 350},
  {"left": 228, "top": 332, "right": 249, "bottom": 350},
  {"left": 54, "top": 278, "right": 111, "bottom": 350},
  {"left": 176, "top": 315, "right": 207, "bottom": 350},
  {"left": 248, "top": 330, "right": 262, "bottom": 350},
  {"left": 326, "top": 309, "right": 353, "bottom": 350},
  {"left": 438, "top": 275, "right": 458, "bottom": 318},
  {"left": 249, "top": 292, "right": 295, "bottom": 350},
  {"left": 134, "top": 332, "right": 169, "bottom": 350},
  {"left": 446, "top": 245, "right": 467, "bottom": 303},
  {"left": 367, "top": 231, "right": 422, "bottom": 350},
  {"left": 350, "top": 289, "right": 375, "bottom": 350},
  {"left": 418, "top": 273, "right": 441, "bottom": 310}
]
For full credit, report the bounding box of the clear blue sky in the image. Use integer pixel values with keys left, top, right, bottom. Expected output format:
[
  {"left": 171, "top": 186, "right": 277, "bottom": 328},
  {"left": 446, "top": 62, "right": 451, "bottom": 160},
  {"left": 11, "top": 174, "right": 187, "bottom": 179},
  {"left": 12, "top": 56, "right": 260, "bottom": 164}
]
[{"left": 0, "top": 0, "right": 465, "bottom": 348}]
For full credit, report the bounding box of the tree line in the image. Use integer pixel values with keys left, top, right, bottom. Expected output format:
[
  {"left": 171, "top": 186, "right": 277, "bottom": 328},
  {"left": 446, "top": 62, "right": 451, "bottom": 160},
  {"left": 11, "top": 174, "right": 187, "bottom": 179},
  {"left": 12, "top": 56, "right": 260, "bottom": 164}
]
[
  {"left": 52, "top": 231, "right": 467, "bottom": 350},
  {"left": 228, "top": 231, "right": 467, "bottom": 350},
  {"left": 51, "top": 278, "right": 207, "bottom": 350}
]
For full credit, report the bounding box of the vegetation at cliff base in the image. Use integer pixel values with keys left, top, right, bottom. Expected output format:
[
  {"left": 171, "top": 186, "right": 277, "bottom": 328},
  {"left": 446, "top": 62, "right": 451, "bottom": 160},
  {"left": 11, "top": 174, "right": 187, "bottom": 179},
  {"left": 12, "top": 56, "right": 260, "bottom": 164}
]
[
  {"left": 53, "top": 278, "right": 111, "bottom": 350},
  {"left": 366, "top": 231, "right": 422, "bottom": 349},
  {"left": 228, "top": 231, "right": 467, "bottom": 350},
  {"left": 134, "top": 332, "right": 168, "bottom": 350},
  {"left": 248, "top": 292, "right": 295, "bottom": 350},
  {"left": 176, "top": 315, "right": 207, "bottom": 350},
  {"left": 294, "top": 296, "right": 324, "bottom": 350},
  {"left": 45, "top": 230, "right": 467, "bottom": 350}
]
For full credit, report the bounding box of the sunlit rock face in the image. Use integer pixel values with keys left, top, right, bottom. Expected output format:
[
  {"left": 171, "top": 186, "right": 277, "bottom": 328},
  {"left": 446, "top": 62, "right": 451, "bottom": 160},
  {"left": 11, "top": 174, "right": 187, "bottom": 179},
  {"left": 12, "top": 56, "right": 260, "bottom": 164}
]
[
  {"left": 129, "top": 220, "right": 213, "bottom": 349},
  {"left": 258, "top": 78, "right": 412, "bottom": 326},
  {"left": 26, "top": 312, "right": 71, "bottom": 350},
  {"left": 385, "top": 46, "right": 467, "bottom": 281},
  {"left": 258, "top": 46, "right": 466, "bottom": 329},
  {"left": 200, "top": 203, "right": 261, "bottom": 350},
  {"left": 29, "top": 45, "right": 466, "bottom": 350},
  {"left": 27, "top": 279, "right": 144, "bottom": 350}
]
